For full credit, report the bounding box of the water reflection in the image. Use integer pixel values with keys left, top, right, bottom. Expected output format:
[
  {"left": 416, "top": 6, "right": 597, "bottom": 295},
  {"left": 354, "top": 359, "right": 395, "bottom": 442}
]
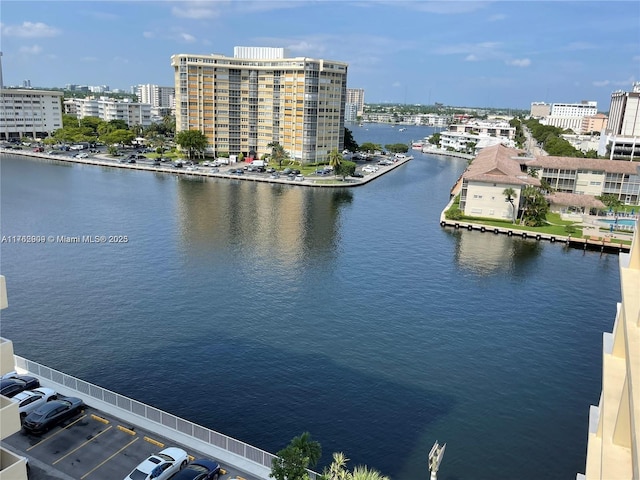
[
  {"left": 174, "top": 178, "right": 352, "bottom": 268},
  {"left": 452, "top": 229, "right": 543, "bottom": 276}
]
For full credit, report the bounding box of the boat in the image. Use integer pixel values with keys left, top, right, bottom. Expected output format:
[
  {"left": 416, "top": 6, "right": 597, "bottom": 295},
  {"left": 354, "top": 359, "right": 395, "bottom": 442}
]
[
  {"left": 399, "top": 128, "right": 406, "bottom": 132},
  {"left": 411, "top": 141, "right": 424, "bottom": 149}
]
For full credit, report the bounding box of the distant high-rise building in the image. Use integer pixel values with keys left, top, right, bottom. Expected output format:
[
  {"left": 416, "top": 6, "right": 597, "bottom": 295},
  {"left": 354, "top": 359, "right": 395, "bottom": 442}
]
[
  {"left": 346, "top": 88, "right": 365, "bottom": 117},
  {"left": 598, "top": 83, "right": 640, "bottom": 161},
  {"left": 171, "top": 47, "right": 348, "bottom": 163},
  {"left": 135, "top": 84, "right": 175, "bottom": 109},
  {"left": 606, "top": 82, "right": 640, "bottom": 137}
]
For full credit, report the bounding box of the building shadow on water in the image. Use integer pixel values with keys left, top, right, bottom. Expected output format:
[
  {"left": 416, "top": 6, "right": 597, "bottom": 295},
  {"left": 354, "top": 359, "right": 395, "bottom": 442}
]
[
  {"left": 446, "top": 229, "right": 544, "bottom": 277},
  {"left": 87, "top": 335, "right": 454, "bottom": 477}
]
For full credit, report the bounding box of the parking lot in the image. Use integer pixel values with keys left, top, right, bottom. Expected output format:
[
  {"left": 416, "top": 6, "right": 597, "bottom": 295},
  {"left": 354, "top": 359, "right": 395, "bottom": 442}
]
[{"left": 4, "top": 404, "right": 254, "bottom": 480}]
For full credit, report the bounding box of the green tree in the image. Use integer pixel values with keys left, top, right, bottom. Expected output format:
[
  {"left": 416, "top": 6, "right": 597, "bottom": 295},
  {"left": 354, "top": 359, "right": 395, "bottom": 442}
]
[
  {"left": 270, "top": 432, "right": 321, "bottom": 480},
  {"left": 174, "top": 130, "right": 208, "bottom": 159},
  {"left": 321, "top": 453, "right": 390, "bottom": 480},
  {"left": 503, "top": 187, "right": 518, "bottom": 223},
  {"left": 359, "top": 142, "right": 380, "bottom": 154},
  {"left": 428, "top": 133, "right": 441, "bottom": 146},
  {"left": 270, "top": 445, "right": 310, "bottom": 480},
  {"left": 352, "top": 466, "right": 390, "bottom": 480},
  {"left": 290, "top": 432, "right": 321, "bottom": 469},
  {"left": 336, "top": 160, "right": 356, "bottom": 179},
  {"left": 384, "top": 143, "right": 409, "bottom": 154},
  {"left": 328, "top": 149, "right": 342, "bottom": 172},
  {"left": 344, "top": 127, "right": 358, "bottom": 152},
  {"left": 101, "top": 129, "right": 135, "bottom": 147},
  {"left": 268, "top": 141, "right": 290, "bottom": 168},
  {"left": 597, "top": 194, "right": 622, "bottom": 212},
  {"left": 519, "top": 185, "right": 549, "bottom": 226}
]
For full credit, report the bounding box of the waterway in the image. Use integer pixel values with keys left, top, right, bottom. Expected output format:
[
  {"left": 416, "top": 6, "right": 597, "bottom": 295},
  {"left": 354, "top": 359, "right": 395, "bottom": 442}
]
[{"left": 0, "top": 123, "right": 621, "bottom": 479}]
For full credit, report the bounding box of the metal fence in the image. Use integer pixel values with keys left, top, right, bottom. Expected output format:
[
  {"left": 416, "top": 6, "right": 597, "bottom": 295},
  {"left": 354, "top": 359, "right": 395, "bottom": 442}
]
[{"left": 13, "top": 355, "right": 316, "bottom": 477}]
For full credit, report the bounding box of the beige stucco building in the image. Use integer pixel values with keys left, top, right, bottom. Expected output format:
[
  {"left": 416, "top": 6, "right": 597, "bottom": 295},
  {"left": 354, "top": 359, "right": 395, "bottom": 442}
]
[
  {"left": 580, "top": 221, "right": 640, "bottom": 479},
  {"left": 171, "top": 47, "right": 348, "bottom": 164},
  {"left": 0, "top": 276, "right": 29, "bottom": 480}
]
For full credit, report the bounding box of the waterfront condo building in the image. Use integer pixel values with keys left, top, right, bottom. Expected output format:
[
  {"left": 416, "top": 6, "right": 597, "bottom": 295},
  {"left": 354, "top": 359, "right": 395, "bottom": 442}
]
[
  {"left": 0, "top": 88, "right": 63, "bottom": 140},
  {"left": 171, "top": 47, "right": 348, "bottom": 164}
]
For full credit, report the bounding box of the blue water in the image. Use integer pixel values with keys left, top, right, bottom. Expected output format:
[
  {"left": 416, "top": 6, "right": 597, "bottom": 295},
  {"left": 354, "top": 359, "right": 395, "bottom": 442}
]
[
  {"left": 0, "top": 124, "right": 620, "bottom": 480},
  {"left": 601, "top": 218, "right": 637, "bottom": 227}
]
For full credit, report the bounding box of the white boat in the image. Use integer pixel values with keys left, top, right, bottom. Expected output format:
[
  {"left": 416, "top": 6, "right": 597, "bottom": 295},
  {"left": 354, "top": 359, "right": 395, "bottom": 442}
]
[{"left": 399, "top": 128, "right": 406, "bottom": 132}]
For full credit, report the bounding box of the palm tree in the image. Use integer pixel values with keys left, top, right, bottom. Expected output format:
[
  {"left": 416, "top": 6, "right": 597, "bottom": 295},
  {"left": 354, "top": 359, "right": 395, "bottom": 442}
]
[
  {"left": 267, "top": 141, "right": 289, "bottom": 168},
  {"left": 328, "top": 149, "right": 342, "bottom": 176},
  {"left": 290, "top": 432, "right": 321, "bottom": 469},
  {"left": 351, "top": 466, "right": 390, "bottom": 480},
  {"left": 503, "top": 187, "right": 517, "bottom": 223},
  {"left": 323, "top": 452, "right": 350, "bottom": 480}
]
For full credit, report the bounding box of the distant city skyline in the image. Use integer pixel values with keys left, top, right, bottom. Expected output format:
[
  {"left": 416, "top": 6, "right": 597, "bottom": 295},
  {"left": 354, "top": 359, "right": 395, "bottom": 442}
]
[{"left": 1, "top": 1, "right": 638, "bottom": 110}]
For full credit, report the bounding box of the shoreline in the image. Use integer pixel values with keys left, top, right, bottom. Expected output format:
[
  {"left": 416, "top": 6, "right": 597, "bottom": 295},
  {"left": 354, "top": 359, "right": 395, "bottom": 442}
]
[{"left": 0, "top": 148, "right": 411, "bottom": 188}]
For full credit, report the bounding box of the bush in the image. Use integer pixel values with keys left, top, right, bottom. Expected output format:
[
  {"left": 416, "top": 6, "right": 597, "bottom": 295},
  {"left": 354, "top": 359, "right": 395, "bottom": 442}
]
[{"left": 446, "top": 207, "right": 463, "bottom": 220}]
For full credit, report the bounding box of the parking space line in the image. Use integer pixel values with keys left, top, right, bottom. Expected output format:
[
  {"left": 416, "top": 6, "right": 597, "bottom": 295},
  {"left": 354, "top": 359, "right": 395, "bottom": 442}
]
[
  {"left": 53, "top": 425, "right": 113, "bottom": 465},
  {"left": 80, "top": 436, "right": 139, "bottom": 479},
  {"left": 144, "top": 436, "right": 164, "bottom": 448},
  {"left": 26, "top": 414, "right": 87, "bottom": 451}
]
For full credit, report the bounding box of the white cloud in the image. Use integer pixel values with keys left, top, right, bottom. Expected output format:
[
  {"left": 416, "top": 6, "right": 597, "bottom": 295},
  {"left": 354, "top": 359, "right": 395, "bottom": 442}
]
[
  {"left": 19, "top": 44, "right": 42, "bottom": 55},
  {"left": 465, "top": 54, "right": 479, "bottom": 62},
  {"left": 392, "top": 81, "right": 402, "bottom": 88},
  {"left": 377, "top": 1, "right": 492, "bottom": 14},
  {"left": 171, "top": 1, "right": 221, "bottom": 19},
  {"left": 143, "top": 31, "right": 155, "bottom": 39},
  {"left": 287, "top": 41, "right": 327, "bottom": 57},
  {"left": 488, "top": 13, "right": 506, "bottom": 21},
  {"left": 506, "top": 58, "right": 531, "bottom": 67},
  {"left": 563, "top": 42, "right": 597, "bottom": 51},
  {"left": 3, "top": 21, "right": 60, "bottom": 38},
  {"left": 179, "top": 33, "right": 197, "bottom": 43},
  {"left": 593, "top": 77, "right": 636, "bottom": 88}
]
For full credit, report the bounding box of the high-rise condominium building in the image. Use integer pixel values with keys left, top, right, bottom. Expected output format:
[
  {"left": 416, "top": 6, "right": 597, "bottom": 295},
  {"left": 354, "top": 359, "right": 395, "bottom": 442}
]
[
  {"left": 346, "top": 88, "right": 365, "bottom": 117},
  {"left": 171, "top": 47, "right": 348, "bottom": 163},
  {"left": 135, "top": 84, "right": 175, "bottom": 109},
  {"left": 598, "top": 82, "right": 640, "bottom": 161}
]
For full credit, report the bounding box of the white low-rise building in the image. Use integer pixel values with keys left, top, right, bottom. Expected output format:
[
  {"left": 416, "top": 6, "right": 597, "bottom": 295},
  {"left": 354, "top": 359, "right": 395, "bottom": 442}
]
[
  {"left": 64, "top": 96, "right": 152, "bottom": 128},
  {"left": 0, "top": 88, "right": 63, "bottom": 140}
]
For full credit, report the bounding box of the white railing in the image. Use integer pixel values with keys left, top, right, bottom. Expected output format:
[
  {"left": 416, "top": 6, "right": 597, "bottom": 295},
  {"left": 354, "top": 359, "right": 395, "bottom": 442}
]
[{"left": 14, "top": 356, "right": 319, "bottom": 480}]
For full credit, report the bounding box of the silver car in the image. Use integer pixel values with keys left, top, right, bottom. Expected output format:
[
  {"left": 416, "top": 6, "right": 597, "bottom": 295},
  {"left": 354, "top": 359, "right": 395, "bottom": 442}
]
[{"left": 12, "top": 387, "right": 57, "bottom": 419}]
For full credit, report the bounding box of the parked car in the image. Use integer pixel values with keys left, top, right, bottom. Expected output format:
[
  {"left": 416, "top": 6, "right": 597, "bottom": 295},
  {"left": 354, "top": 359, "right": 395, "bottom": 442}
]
[
  {"left": 351, "top": 172, "right": 364, "bottom": 178},
  {"left": 22, "top": 396, "right": 84, "bottom": 434},
  {"left": 295, "top": 175, "right": 304, "bottom": 181},
  {"left": 11, "top": 387, "right": 57, "bottom": 419},
  {"left": 0, "top": 375, "right": 40, "bottom": 398},
  {"left": 169, "top": 458, "right": 222, "bottom": 480},
  {"left": 75, "top": 153, "right": 89, "bottom": 159},
  {"left": 282, "top": 168, "right": 293, "bottom": 174},
  {"left": 124, "top": 447, "right": 189, "bottom": 480}
]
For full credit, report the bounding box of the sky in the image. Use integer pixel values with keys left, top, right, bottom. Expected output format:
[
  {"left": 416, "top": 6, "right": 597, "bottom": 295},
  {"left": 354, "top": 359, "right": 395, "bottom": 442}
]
[{"left": 1, "top": 0, "right": 638, "bottom": 111}]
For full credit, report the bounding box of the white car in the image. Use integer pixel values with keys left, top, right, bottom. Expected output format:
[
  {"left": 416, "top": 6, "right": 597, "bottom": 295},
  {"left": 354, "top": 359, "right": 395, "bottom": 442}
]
[
  {"left": 75, "top": 153, "right": 89, "bottom": 159},
  {"left": 124, "top": 447, "right": 189, "bottom": 480},
  {"left": 11, "top": 387, "right": 57, "bottom": 419}
]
